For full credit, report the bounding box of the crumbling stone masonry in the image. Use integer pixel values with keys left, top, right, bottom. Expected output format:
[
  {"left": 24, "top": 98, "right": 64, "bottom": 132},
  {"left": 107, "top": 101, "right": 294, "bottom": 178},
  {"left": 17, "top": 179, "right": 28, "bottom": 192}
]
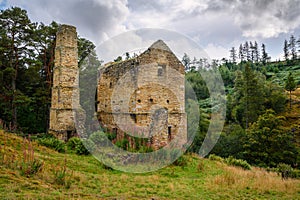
[
  {"left": 49, "top": 25, "right": 187, "bottom": 148},
  {"left": 97, "top": 40, "right": 187, "bottom": 149},
  {"left": 49, "top": 25, "right": 80, "bottom": 141}
]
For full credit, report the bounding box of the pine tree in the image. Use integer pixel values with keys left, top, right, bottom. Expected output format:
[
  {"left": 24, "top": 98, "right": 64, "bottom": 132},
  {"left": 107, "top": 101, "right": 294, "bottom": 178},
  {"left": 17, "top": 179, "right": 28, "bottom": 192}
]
[
  {"left": 254, "top": 41, "right": 260, "bottom": 63},
  {"left": 297, "top": 36, "right": 300, "bottom": 58},
  {"left": 285, "top": 72, "right": 297, "bottom": 109},
  {"left": 239, "top": 44, "right": 244, "bottom": 62},
  {"left": 250, "top": 41, "right": 255, "bottom": 62},
  {"left": 182, "top": 53, "right": 191, "bottom": 71},
  {"left": 284, "top": 39, "right": 289, "bottom": 61},
  {"left": 0, "top": 7, "right": 34, "bottom": 130},
  {"left": 243, "top": 64, "right": 265, "bottom": 128},
  {"left": 244, "top": 42, "right": 250, "bottom": 61},
  {"left": 230, "top": 47, "right": 237, "bottom": 64},
  {"left": 261, "top": 43, "right": 270, "bottom": 64},
  {"left": 289, "top": 35, "right": 297, "bottom": 61}
]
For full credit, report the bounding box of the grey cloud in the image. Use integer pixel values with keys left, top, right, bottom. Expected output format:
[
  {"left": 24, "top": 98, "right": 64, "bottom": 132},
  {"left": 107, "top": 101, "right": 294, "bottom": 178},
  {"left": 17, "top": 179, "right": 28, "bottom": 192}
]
[
  {"left": 204, "top": 0, "right": 300, "bottom": 38},
  {"left": 7, "top": 0, "right": 129, "bottom": 43}
]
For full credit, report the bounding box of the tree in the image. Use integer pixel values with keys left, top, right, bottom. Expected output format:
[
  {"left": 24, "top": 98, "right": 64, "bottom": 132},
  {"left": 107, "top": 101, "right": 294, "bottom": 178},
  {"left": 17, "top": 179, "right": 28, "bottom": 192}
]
[
  {"left": 297, "top": 36, "right": 300, "bottom": 56},
  {"left": 284, "top": 39, "right": 289, "bottom": 61},
  {"left": 182, "top": 53, "right": 191, "bottom": 71},
  {"left": 285, "top": 72, "right": 297, "bottom": 109},
  {"left": 250, "top": 41, "right": 254, "bottom": 62},
  {"left": 229, "top": 47, "right": 237, "bottom": 64},
  {"left": 254, "top": 41, "right": 260, "bottom": 63},
  {"left": 0, "top": 7, "right": 34, "bottom": 130},
  {"left": 261, "top": 43, "right": 270, "bottom": 64},
  {"left": 231, "top": 64, "right": 265, "bottom": 128},
  {"left": 244, "top": 109, "right": 298, "bottom": 167},
  {"left": 242, "top": 64, "right": 265, "bottom": 128},
  {"left": 289, "top": 35, "right": 297, "bottom": 61},
  {"left": 244, "top": 42, "right": 250, "bottom": 61},
  {"left": 264, "top": 82, "right": 286, "bottom": 113},
  {"left": 238, "top": 44, "right": 244, "bottom": 62}
]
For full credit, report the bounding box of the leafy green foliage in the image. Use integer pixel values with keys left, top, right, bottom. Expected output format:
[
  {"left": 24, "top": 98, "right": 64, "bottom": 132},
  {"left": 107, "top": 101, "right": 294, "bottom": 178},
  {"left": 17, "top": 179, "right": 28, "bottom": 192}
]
[
  {"left": 37, "top": 137, "right": 66, "bottom": 153},
  {"left": 208, "top": 154, "right": 224, "bottom": 162},
  {"left": 285, "top": 72, "right": 297, "bottom": 108},
  {"left": 243, "top": 110, "right": 298, "bottom": 167},
  {"left": 209, "top": 154, "right": 251, "bottom": 170},
  {"left": 66, "top": 137, "right": 90, "bottom": 155},
  {"left": 172, "top": 155, "right": 188, "bottom": 167},
  {"left": 225, "top": 156, "right": 251, "bottom": 170}
]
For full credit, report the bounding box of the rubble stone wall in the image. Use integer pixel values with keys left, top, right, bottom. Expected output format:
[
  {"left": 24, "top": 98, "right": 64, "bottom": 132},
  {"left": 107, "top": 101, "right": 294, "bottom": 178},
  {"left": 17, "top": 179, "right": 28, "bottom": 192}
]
[{"left": 49, "top": 25, "right": 79, "bottom": 141}]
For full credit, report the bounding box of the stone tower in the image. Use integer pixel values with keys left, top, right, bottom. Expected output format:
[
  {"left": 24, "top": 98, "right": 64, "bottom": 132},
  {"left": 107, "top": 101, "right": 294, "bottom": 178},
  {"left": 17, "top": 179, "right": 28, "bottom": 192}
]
[{"left": 49, "top": 25, "right": 80, "bottom": 141}]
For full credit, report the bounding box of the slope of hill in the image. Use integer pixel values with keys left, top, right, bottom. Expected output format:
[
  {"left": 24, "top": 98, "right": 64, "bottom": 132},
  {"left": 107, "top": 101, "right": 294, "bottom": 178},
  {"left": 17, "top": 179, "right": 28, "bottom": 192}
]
[{"left": 0, "top": 130, "right": 299, "bottom": 199}]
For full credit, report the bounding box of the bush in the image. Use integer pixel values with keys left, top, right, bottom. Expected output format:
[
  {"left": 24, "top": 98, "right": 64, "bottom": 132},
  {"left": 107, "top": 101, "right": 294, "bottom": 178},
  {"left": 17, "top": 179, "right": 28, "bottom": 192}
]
[
  {"left": 208, "top": 154, "right": 224, "bottom": 162},
  {"left": 290, "top": 169, "right": 300, "bottom": 179},
  {"left": 66, "top": 137, "right": 90, "bottom": 155},
  {"left": 89, "top": 131, "right": 107, "bottom": 144},
  {"left": 37, "top": 137, "right": 65, "bottom": 153},
  {"left": 172, "top": 155, "right": 188, "bottom": 167},
  {"left": 277, "top": 163, "right": 296, "bottom": 179},
  {"left": 225, "top": 156, "right": 251, "bottom": 170}
]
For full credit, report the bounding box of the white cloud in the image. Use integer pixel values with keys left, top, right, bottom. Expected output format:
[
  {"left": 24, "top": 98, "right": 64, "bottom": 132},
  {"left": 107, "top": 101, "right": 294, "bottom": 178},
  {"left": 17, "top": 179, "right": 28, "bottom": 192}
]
[
  {"left": 231, "top": 0, "right": 300, "bottom": 38},
  {"left": 204, "top": 43, "right": 229, "bottom": 60},
  {"left": 97, "top": 28, "right": 209, "bottom": 63}
]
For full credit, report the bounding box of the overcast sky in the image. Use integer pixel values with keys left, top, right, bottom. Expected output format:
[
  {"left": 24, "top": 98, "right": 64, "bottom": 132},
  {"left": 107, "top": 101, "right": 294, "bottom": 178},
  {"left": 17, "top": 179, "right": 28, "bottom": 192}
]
[{"left": 1, "top": 0, "right": 300, "bottom": 61}]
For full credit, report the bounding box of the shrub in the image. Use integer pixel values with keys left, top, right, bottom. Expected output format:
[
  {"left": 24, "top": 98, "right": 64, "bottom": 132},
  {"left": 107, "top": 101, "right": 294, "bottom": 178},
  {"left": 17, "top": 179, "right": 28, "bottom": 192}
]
[
  {"left": 67, "top": 137, "right": 90, "bottom": 155},
  {"left": 89, "top": 131, "right": 107, "bottom": 144},
  {"left": 37, "top": 137, "right": 65, "bottom": 153},
  {"left": 172, "top": 155, "right": 188, "bottom": 167},
  {"left": 225, "top": 156, "right": 251, "bottom": 170},
  {"left": 290, "top": 169, "right": 300, "bottom": 179},
  {"left": 277, "top": 163, "right": 296, "bottom": 179},
  {"left": 208, "top": 154, "right": 224, "bottom": 162}
]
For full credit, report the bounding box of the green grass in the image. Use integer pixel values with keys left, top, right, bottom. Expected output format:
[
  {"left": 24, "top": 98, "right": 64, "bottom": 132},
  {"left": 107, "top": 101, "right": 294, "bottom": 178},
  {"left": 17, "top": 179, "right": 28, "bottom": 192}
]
[{"left": 0, "top": 130, "right": 300, "bottom": 199}]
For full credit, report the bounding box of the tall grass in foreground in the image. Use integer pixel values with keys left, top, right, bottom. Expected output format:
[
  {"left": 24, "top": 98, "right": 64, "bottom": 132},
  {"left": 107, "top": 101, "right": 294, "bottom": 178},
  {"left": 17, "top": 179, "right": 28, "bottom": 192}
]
[{"left": 208, "top": 165, "right": 299, "bottom": 194}]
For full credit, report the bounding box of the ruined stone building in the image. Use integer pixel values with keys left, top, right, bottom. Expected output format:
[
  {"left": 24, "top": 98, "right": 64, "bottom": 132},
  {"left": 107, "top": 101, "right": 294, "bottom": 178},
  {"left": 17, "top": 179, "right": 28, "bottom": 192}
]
[
  {"left": 49, "top": 25, "right": 80, "bottom": 140},
  {"left": 97, "top": 40, "right": 187, "bottom": 149},
  {"left": 50, "top": 25, "right": 187, "bottom": 149}
]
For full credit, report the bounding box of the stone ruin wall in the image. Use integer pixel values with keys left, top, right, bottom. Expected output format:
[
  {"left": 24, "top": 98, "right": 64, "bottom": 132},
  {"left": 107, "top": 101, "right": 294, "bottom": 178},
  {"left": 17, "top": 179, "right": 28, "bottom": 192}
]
[
  {"left": 49, "top": 25, "right": 80, "bottom": 141},
  {"left": 97, "top": 42, "right": 187, "bottom": 149},
  {"left": 49, "top": 25, "right": 187, "bottom": 149}
]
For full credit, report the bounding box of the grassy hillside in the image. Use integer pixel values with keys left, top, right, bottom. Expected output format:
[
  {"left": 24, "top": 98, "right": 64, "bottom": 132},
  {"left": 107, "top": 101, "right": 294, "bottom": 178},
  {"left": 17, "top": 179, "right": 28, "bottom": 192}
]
[{"left": 0, "top": 130, "right": 300, "bottom": 199}]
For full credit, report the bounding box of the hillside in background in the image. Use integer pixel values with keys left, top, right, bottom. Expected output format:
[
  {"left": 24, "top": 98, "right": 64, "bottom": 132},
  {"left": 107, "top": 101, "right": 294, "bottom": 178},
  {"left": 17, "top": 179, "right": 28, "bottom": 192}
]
[{"left": 1, "top": 130, "right": 300, "bottom": 199}]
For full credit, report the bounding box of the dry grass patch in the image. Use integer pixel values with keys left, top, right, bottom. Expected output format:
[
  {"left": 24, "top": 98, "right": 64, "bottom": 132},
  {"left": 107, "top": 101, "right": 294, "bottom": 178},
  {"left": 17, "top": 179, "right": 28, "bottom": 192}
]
[{"left": 207, "top": 165, "right": 300, "bottom": 194}]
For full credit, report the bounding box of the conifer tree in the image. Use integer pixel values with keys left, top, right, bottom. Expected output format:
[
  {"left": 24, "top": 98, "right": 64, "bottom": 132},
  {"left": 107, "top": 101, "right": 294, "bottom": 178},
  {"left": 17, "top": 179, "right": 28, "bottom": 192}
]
[
  {"left": 285, "top": 72, "right": 297, "bottom": 109},
  {"left": 284, "top": 39, "right": 289, "bottom": 61},
  {"left": 289, "top": 35, "right": 297, "bottom": 61}
]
